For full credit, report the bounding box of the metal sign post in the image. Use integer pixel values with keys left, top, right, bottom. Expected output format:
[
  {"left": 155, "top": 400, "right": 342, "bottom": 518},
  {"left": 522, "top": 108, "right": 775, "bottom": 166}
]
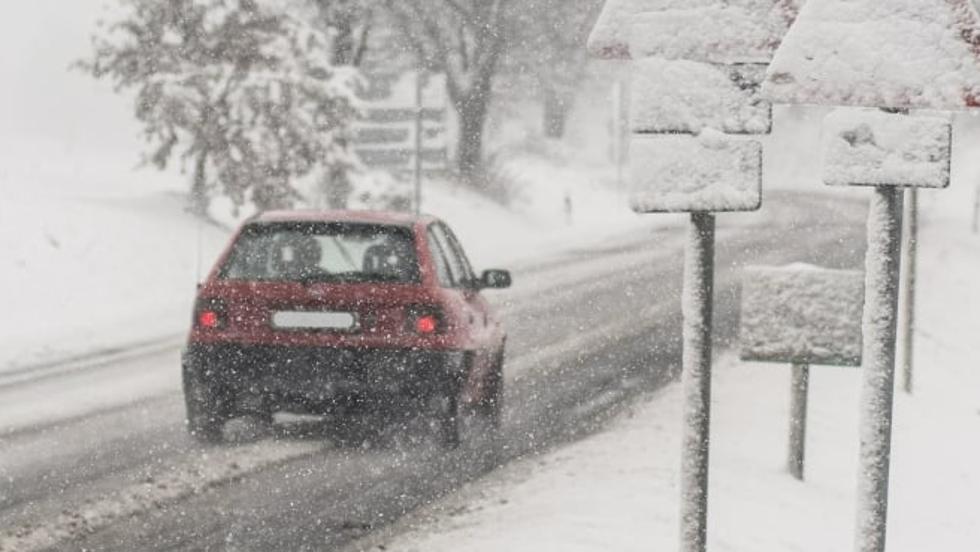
[
  {"left": 899, "top": 188, "right": 918, "bottom": 393},
  {"left": 588, "top": 1, "right": 799, "bottom": 549},
  {"left": 855, "top": 186, "right": 904, "bottom": 551},
  {"left": 787, "top": 363, "right": 810, "bottom": 480},
  {"left": 679, "top": 211, "right": 715, "bottom": 551},
  {"left": 413, "top": 71, "right": 424, "bottom": 215}
]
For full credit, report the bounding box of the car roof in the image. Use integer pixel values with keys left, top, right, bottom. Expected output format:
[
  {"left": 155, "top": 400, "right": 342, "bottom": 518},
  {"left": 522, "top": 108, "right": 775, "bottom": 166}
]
[{"left": 249, "top": 209, "right": 437, "bottom": 228}]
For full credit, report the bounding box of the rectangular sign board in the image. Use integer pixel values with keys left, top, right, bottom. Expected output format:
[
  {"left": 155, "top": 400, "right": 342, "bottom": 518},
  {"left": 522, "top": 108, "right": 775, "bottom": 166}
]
[
  {"left": 632, "top": 60, "right": 771, "bottom": 135},
  {"left": 740, "top": 264, "right": 864, "bottom": 367},
  {"left": 352, "top": 72, "right": 448, "bottom": 175},
  {"left": 822, "top": 108, "right": 951, "bottom": 188},
  {"left": 629, "top": 132, "right": 762, "bottom": 213}
]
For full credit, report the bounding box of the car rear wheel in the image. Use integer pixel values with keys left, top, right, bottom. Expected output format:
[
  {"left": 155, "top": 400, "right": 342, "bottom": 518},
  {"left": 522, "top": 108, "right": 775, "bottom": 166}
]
[
  {"left": 183, "top": 366, "right": 231, "bottom": 444},
  {"left": 435, "top": 394, "right": 462, "bottom": 449},
  {"left": 482, "top": 352, "right": 505, "bottom": 430}
]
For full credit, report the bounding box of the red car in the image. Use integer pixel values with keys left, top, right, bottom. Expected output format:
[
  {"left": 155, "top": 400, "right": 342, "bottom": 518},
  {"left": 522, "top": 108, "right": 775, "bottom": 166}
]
[{"left": 182, "top": 210, "right": 510, "bottom": 446}]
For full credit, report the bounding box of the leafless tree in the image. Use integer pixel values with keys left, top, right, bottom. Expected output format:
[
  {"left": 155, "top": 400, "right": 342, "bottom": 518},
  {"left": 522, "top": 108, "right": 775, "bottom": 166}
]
[{"left": 381, "top": 0, "right": 510, "bottom": 186}]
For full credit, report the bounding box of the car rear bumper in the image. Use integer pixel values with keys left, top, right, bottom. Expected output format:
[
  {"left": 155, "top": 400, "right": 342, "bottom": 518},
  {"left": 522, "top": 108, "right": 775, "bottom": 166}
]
[{"left": 183, "top": 343, "right": 469, "bottom": 412}]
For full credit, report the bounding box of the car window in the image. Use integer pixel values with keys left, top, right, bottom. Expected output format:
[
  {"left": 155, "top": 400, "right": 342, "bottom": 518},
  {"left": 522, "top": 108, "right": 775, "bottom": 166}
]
[
  {"left": 430, "top": 223, "right": 471, "bottom": 287},
  {"left": 426, "top": 229, "right": 455, "bottom": 287},
  {"left": 221, "top": 222, "right": 420, "bottom": 283},
  {"left": 439, "top": 224, "right": 477, "bottom": 284}
]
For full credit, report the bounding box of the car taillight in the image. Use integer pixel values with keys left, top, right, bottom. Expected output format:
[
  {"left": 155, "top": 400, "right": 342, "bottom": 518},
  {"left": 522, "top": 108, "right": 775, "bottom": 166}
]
[
  {"left": 406, "top": 307, "right": 443, "bottom": 335},
  {"left": 415, "top": 314, "right": 438, "bottom": 334},
  {"left": 198, "top": 310, "right": 220, "bottom": 329},
  {"left": 194, "top": 298, "right": 227, "bottom": 330}
]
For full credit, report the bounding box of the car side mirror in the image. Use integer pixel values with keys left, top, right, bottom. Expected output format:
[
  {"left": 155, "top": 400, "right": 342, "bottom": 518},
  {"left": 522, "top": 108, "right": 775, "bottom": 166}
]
[{"left": 479, "top": 269, "right": 511, "bottom": 290}]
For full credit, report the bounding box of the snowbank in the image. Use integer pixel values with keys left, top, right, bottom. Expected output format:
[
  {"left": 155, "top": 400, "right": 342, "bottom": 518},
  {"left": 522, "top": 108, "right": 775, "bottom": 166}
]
[{"left": 0, "top": 156, "right": 639, "bottom": 374}]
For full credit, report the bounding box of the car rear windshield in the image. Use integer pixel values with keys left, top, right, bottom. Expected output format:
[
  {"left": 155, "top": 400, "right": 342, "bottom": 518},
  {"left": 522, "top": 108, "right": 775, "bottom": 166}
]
[{"left": 220, "top": 221, "right": 420, "bottom": 284}]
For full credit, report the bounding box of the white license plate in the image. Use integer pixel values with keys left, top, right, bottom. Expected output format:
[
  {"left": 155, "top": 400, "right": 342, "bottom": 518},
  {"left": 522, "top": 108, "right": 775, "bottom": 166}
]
[{"left": 271, "top": 311, "right": 356, "bottom": 330}]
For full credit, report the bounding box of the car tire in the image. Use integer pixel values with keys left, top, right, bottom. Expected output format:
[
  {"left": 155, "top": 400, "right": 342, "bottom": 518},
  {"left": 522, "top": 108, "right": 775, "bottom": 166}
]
[
  {"left": 435, "top": 394, "right": 461, "bottom": 449},
  {"left": 483, "top": 352, "right": 505, "bottom": 430},
  {"left": 183, "top": 365, "right": 230, "bottom": 444}
]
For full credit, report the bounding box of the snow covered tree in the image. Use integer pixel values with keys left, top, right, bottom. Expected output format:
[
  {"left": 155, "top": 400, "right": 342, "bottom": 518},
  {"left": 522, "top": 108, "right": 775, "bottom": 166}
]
[
  {"left": 311, "top": 0, "right": 375, "bottom": 67},
  {"left": 506, "top": 0, "right": 604, "bottom": 139},
  {"left": 79, "top": 0, "right": 359, "bottom": 215},
  {"left": 381, "top": 0, "right": 510, "bottom": 186}
]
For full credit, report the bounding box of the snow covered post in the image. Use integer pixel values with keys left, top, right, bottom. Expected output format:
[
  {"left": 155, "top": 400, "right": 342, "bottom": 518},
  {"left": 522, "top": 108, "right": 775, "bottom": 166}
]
[
  {"left": 413, "top": 71, "right": 425, "bottom": 215},
  {"left": 588, "top": 2, "right": 799, "bottom": 550},
  {"left": 787, "top": 363, "right": 809, "bottom": 479},
  {"left": 899, "top": 189, "right": 918, "bottom": 394},
  {"left": 740, "top": 265, "right": 865, "bottom": 481},
  {"left": 763, "top": 1, "right": 975, "bottom": 548}
]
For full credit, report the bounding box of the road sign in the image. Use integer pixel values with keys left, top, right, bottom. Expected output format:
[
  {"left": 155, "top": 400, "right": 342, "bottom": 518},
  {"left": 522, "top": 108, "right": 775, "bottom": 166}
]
[
  {"left": 632, "top": 60, "right": 771, "bottom": 135},
  {"left": 740, "top": 264, "right": 864, "bottom": 481},
  {"left": 352, "top": 72, "right": 448, "bottom": 176},
  {"left": 590, "top": 3, "right": 797, "bottom": 551},
  {"left": 588, "top": 0, "right": 801, "bottom": 63},
  {"left": 764, "top": 0, "right": 980, "bottom": 110},
  {"left": 629, "top": 133, "right": 762, "bottom": 213},
  {"left": 740, "top": 265, "right": 865, "bottom": 367},
  {"left": 823, "top": 109, "right": 952, "bottom": 189}
]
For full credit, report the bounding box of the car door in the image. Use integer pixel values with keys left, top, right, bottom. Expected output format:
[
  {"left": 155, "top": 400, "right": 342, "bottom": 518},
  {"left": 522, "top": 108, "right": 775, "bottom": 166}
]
[
  {"left": 434, "top": 223, "right": 500, "bottom": 354},
  {"left": 426, "top": 224, "right": 484, "bottom": 345}
]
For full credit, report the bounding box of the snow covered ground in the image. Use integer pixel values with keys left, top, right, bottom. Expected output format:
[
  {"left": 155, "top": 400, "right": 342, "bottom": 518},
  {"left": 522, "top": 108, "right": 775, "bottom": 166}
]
[
  {"left": 363, "top": 183, "right": 980, "bottom": 551},
  {"left": 0, "top": 162, "right": 641, "bottom": 375}
]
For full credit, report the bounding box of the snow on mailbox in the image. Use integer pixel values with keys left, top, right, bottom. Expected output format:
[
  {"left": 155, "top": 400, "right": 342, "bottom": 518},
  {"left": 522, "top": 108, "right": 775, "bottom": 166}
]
[
  {"left": 740, "top": 264, "right": 865, "bottom": 367},
  {"left": 823, "top": 109, "right": 952, "bottom": 189},
  {"left": 629, "top": 132, "right": 762, "bottom": 213},
  {"left": 764, "top": 0, "right": 980, "bottom": 110}
]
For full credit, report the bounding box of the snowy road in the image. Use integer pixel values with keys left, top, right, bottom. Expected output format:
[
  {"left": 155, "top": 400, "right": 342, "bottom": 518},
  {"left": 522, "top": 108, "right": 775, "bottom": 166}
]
[{"left": 0, "top": 192, "right": 867, "bottom": 552}]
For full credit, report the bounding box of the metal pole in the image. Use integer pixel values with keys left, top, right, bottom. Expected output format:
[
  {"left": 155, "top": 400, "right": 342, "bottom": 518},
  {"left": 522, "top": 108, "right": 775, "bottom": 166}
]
[
  {"left": 854, "top": 187, "right": 904, "bottom": 552},
  {"left": 899, "top": 188, "right": 918, "bottom": 394},
  {"left": 788, "top": 363, "right": 810, "bottom": 481},
  {"left": 414, "top": 71, "right": 424, "bottom": 216},
  {"left": 972, "top": 183, "right": 980, "bottom": 234},
  {"left": 679, "top": 212, "right": 715, "bottom": 552},
  {"left": 612, "top": 81, "right": 625, "bottom": 191}
]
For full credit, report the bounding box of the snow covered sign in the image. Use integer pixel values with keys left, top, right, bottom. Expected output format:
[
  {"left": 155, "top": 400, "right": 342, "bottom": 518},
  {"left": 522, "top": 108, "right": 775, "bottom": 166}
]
[
  {"left": 823, "top": 109, "right": 952, "bottom": 188},
  {"left": 588, "top": 0, "right": 801, "bottom": 63},
  {"left": 629, "top": 132, "right": 762, "bottom": 212},
  {"left": 764, "top": 0, "right": 980, "bottom": 110},
  {"left": 352, "top": 72, "right": 448, "bottom": 176},
  {"left": 632, "top": 60, "right": 771, "bottom": 134},
  {"left": 740, "top": 265, "right": 865, "bottom": 367}
]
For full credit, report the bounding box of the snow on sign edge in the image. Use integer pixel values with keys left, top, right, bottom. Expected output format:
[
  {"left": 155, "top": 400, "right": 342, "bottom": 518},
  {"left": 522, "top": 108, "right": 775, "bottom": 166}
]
[
  {"left": 739, "top": 264, "right": 864, "bottom": 367},
  {"left": 631, "top": 60, "right": 772, "bottom": 135},
  {"left": 822, "top": 109, "right": 952, "bottom": 188},
  {"left": 763, "top": 0, "right": 980, "bottom": 110},
  {"left": 587, "top": 0, "right": 802, "bottom": 63},
  {"left": 628, "top": 132, "right": 763, "bottom": 213}
]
